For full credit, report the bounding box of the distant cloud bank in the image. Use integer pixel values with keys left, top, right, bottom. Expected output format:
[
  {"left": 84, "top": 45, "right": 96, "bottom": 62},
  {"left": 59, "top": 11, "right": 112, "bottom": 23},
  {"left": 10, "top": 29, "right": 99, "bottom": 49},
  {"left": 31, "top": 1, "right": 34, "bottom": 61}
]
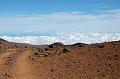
[{"left": 0, "top": 32, "right": 120, "bottom": 45}]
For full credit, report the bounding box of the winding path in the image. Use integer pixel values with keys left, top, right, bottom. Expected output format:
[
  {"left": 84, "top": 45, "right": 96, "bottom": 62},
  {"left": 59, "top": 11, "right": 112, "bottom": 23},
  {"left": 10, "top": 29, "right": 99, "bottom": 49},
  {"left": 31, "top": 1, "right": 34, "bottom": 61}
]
[
  {"left": 12, "top": 50, "right": 37, "bottom": 79},
  {"left": 0, "top": 49, "right": 37, "bottom": 79}
]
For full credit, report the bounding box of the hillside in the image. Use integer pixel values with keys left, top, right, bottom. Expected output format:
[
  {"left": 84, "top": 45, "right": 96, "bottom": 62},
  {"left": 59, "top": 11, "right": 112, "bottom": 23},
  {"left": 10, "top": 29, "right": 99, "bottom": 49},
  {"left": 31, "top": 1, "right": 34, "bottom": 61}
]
[{"left": 0, "top": 38, "right": 120, "bottom": 79}]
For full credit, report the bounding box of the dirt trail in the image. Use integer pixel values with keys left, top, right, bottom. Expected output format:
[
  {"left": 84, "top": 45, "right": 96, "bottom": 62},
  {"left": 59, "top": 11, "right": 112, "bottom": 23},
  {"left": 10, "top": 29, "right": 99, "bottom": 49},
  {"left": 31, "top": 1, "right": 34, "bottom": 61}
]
[
  {"left": 0, "top": 39, "right": 120, "bottom": 79},
  {"left": 13, "top": 50, "right": 37, "bottom": 79}
]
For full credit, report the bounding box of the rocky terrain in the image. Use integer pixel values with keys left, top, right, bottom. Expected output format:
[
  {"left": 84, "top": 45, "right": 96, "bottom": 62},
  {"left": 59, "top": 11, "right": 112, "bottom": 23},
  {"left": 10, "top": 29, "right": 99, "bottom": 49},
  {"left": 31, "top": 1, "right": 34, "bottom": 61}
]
[{"left": 0, "top": 38, "right": 120, "bottom": 79}]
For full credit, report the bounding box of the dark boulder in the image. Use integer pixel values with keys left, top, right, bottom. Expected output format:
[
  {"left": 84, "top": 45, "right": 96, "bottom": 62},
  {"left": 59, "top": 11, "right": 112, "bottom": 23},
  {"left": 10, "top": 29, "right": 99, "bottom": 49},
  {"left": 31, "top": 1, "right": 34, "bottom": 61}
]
[
  {"left": 49, "top": 42, "right": 64, "bottom": 48},
  {"left": 52, "top": 42, "right": 64, "bottom": 47},
  {"left": 73, "top": 43, "right": 86, "bottom": 47},
  {"left": 49, "top": 45, "right": 53, "bottom": 48},
  {"left": 97, "top": 45, "right": 105, "bottom": 48},
  {"left": 63, "top": 48, "right": 69, "bottom": 53}
]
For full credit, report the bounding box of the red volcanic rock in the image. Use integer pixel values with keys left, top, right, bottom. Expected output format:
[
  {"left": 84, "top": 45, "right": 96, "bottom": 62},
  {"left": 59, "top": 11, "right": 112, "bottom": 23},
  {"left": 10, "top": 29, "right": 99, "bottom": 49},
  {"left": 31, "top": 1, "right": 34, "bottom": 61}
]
[{"left": 0, "top": 39, "right": 120, "bottom": 79}]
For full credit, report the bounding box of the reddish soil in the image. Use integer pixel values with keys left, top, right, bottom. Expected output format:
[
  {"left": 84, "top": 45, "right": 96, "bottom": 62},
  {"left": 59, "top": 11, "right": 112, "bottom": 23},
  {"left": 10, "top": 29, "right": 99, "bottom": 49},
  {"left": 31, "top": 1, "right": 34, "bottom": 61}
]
[{"left": 0, "top": 38, "right": 120, "bottom": 79}]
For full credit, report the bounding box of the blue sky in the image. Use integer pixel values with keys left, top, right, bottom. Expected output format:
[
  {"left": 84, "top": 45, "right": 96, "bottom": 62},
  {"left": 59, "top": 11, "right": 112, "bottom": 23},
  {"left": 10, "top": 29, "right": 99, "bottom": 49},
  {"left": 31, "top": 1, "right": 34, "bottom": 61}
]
[
  {"left": 0, "top": 0, "right": 120, "bottom": 35},
  {"left": 0, "top": 0, "right": 120, "bottom": 15}
]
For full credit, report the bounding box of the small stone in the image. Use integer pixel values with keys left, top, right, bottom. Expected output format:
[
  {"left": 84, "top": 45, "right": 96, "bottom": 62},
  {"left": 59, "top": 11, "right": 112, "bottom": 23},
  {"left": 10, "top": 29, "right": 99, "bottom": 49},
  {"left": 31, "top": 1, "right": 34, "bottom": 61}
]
[
  {"left": 98, "top": 45, "right": 105, "bottom": 48},
  {"left": 63, "top": 48, "right": 69, "bottom": 53},
  {"left": 45, "top": 48, "right": 49, "bottom": 51},
  {"left": 49, "top": 45, "right": 53, "bottom": 48},
  {"left": 50, "top": 69, "right": 54, "bottom": 72},
  {"left": 115, "top": 55, "right": 118, "bottom": 57}
]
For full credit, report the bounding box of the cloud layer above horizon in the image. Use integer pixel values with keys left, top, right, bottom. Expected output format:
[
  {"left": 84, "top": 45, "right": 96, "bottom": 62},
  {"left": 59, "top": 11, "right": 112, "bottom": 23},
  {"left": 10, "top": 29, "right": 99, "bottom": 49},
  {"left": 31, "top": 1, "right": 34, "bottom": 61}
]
[
  {"left": 0, "top": 9, "right": 120, "bottom": 33},
  {"left": 1, "top": 32, "right": 120, "bottom": 45}
]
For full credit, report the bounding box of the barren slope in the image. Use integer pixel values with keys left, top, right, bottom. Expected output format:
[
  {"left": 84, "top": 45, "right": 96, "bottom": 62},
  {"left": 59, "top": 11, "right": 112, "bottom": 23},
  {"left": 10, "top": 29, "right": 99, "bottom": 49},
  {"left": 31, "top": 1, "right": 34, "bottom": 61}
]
[{"left": 0, "top": 39, "right": 120, "bottom": 79}]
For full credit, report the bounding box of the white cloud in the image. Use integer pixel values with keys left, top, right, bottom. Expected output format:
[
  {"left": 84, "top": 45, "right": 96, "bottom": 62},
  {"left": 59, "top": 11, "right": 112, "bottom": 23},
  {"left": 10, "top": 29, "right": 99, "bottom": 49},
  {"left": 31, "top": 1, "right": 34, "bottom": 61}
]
[
  {"left": 0, "top": 9, "right": 120, "bottom": 32},
  {"left": 99, "top": 9, "right": 120, "bottom": 14},
  {"left": 0, "top": 32, "right": 120, "bottom": 45}
]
